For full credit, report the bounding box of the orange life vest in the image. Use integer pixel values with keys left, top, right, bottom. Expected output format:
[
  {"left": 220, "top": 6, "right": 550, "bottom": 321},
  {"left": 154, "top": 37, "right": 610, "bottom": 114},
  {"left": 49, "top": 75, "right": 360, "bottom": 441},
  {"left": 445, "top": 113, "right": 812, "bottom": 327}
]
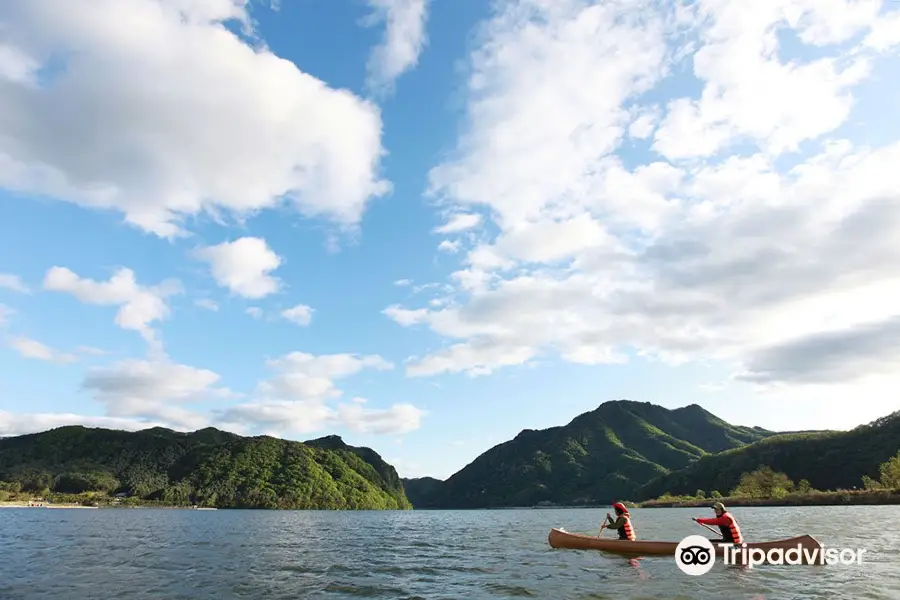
[
  {"left": 619, "top": 515, "right": 636, "bottom": 541},
  {"left": 719, "top": 512, "right": 743, "bottom": 544}
]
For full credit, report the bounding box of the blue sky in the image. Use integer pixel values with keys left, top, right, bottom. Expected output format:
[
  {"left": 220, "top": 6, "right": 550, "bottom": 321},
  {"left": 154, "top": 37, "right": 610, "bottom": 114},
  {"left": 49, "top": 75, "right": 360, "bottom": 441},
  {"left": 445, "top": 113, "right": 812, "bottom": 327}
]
[{"left": 2, "top": 0, "right": 900, "bottom": 479}]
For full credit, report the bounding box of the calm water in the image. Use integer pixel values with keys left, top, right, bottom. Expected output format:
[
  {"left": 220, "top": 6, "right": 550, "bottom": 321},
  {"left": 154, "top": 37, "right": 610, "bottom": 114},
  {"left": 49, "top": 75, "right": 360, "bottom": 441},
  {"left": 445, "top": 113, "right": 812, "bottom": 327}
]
[{"left": 1, "top": 505, "right": 898, "bottom": 599}]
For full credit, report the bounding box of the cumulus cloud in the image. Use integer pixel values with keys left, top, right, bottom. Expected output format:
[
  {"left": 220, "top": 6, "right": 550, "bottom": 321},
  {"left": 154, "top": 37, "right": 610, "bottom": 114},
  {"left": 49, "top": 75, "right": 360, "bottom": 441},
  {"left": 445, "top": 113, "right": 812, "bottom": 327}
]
[
  {"left": 653, "top": 0, "right": 875, "bottom": 159},
  {"left": 3, "top": 351, "right": 422, "bottom": 438},
  {"left": 0, "top": 0, "right": 390, "bottom": 238},
  {"left": 386, "top": 0, "right": 900, "bottom": 397},
  {"left": 438, "top": 240, "right": 460, "bottom": 253},
  {"left": 246, "top": 307, "right": 263, "bottom": 319},
  {"left": 433, "top": 213, "right": 482, "bottom": 234},
  {"left": 364, "top": 0, "right": 429, "bottom": 94},
  {"left": 43, "top": 266, "right": 181, "bottom": 350},
  {"left": 0, "top": 274, "right": 30, "bottom": 294},
  {"left": 218, "top": 351, "right": 420, "bottom": 435},
  {"left": 0, "top": 412, "right": 163, "bottom": 437},
  {"left": 337, "top": 402, "right": 423, "bottom": 434},
  {"left": 194, "top": 237, "right": 282, "bottom": 299},
  {"left": 82, "top": 358, "right": 235, "bottom": 430},
  {"left": 281, "top": 303, "right": 314, "bottom": 326},
  {"left": 6, "top": 336, "right": 77, "bottom": 364}
]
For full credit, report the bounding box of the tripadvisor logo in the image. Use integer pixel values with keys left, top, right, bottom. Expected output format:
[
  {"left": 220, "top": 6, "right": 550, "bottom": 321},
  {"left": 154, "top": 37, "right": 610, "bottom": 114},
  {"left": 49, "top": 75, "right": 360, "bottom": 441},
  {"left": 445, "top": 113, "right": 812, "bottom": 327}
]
[
  {"left": 675, "top": 535, "right": 716, "bottom": 575},
  {"left": 675, "top": 535, "right": 868, "bottom": 574}
]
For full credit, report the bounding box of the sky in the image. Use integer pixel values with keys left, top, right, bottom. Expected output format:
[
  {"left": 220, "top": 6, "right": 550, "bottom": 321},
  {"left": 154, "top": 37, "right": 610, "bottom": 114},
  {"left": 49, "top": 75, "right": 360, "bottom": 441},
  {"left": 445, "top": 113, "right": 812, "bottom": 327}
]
[{"left": 1, "top": 0, "right": 900, "bottom": 480}]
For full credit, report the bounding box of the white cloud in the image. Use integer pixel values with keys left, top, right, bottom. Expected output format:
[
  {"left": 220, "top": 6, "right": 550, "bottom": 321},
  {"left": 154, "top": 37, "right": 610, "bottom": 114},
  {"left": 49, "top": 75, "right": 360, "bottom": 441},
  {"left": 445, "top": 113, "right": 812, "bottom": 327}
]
[
  {"left": 6, "top": 336, "right": 77, "bottom": 364},
  {"left": 82, "top": 358, "right": 234, "bottom": 430},
  {"left": 0, "top": 412, "right": 163, "bottom": 437},
  {"left": 337, "top": 402, "right": 423, "bottom": 434},
  {"left": 3, "top": 351, "right": 419, "bottom": 438},
  {"left": 246, "top": 307, "right": 263, "bottom": 319},
  {"left": 0, "top": 274, "right": 29, "bottom": 294},
  {"left": 217, "top": 351, "right": 418, "bottom": 436},
  {"left": 653, "top": 0, "right": 882, "bottom": 160},
  {"left": 385, "top": 0, "right": 900, "bottom": 404},
  {"left": 628, "top": 106, "right": 659, "bottom": 139},
  {"left": 43, "top": 266, "right": 181, "bottom": 350},
  {"left": 0, "top": 304, "right": 12, "bottom": 326},
  {"left": 426, "top": 0, "right": 668, "bottom": 229},
  {"left": 0, "top": 0, "right": 389, "bottom": 238},
  {"left": 433, "top": 213, "right": 481, "bottom": 234},
  {"left": 195, "top": 299, "right": 219, "bottom": 311},
  {"left": 394, "top": 279, "right": 413, "bottom": 286},
  {"left": 382, "top": 305, "right": 429, "bottom": 326},
  {"left": 194, "top": 237, "right": 282, "bottom": 299},
  {"left": 438, "top": 240, "right": 460, "bottom": 253},
  {"left": 364, "top": 0, "right": 429, "bottom": 94},
  {"left": 281, "top": 303, "right": 314, "bottom": 326}
]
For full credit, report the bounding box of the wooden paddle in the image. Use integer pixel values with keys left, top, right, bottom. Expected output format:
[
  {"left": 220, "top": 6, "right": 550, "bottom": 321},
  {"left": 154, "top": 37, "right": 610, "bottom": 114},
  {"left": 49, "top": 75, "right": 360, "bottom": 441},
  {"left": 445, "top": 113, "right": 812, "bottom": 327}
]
[
  {"left": 693, "top": 518, "right": 719, "bottom": 536},
  {"left": 598, "top": 517, "right": 609, "bottom": 536}
]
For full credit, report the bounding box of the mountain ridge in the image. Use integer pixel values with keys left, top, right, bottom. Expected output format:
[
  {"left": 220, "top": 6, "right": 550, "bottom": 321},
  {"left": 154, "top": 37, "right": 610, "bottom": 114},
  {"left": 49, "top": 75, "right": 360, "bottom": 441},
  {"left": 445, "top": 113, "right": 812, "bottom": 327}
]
[
  {"left": 402, "top": 401, "right": 900, "bottom": 508},
  {"left": 404, "top": 399, "right": 776, "bottom": 508},
  {"left": 0, "top": 425, "right": 411, "bottom": 509}
]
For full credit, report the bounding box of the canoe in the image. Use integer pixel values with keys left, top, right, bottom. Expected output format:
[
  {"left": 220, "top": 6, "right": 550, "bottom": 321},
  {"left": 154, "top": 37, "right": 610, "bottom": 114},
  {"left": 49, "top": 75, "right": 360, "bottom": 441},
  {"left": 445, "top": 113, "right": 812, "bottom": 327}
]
[{"left": 548, "top": 528, "right": 824, "bottom": 563}]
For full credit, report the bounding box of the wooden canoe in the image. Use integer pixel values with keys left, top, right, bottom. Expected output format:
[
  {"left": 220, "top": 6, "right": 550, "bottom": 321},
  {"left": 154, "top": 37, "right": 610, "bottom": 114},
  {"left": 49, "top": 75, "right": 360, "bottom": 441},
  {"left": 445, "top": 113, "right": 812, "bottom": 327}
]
[{"left": 548, "top": 528, "right": 824, "bottom": 563}]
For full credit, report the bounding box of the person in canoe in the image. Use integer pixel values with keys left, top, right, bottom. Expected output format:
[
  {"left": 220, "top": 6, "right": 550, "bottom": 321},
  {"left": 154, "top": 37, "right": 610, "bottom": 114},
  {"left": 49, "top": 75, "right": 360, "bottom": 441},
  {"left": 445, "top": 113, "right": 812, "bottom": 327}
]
[
  {"left": 603, "top": 502, "right": 636, "bottom": 540},
  {"left": 694, "top": 501, "right": 743, "bottom": 544}
]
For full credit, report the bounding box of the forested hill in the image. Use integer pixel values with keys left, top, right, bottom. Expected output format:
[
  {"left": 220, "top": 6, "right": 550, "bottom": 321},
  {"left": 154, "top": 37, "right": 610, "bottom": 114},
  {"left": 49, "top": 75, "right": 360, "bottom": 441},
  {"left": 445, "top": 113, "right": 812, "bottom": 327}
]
[
  {"left": 406, "top": 400, "right": 774, "bottom": 508},
  {"left": 402, "top": 476, "right": 443, "bottom": 508},
  {"left": 636, "top": 410, "right": 900, "bottom": 499},
  {"left": 0, "top": 426, "right": 411, "bottom": 509}
]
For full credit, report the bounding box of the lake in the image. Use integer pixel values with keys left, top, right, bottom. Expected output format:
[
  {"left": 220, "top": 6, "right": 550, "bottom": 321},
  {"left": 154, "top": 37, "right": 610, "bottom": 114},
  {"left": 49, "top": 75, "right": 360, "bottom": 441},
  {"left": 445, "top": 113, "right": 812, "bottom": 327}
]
[{"left": 1, "top": 505, "right": 897, "bottom": 599}]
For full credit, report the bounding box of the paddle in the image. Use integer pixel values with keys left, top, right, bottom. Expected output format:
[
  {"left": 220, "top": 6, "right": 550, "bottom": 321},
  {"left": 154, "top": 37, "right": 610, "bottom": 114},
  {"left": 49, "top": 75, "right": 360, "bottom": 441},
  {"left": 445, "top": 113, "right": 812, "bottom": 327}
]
[
  {"left": 598, "top": 511, "right": 614, "bottom": 536},
  {"left": 693, "top": 518, "right": 719, "bottom": 536}
]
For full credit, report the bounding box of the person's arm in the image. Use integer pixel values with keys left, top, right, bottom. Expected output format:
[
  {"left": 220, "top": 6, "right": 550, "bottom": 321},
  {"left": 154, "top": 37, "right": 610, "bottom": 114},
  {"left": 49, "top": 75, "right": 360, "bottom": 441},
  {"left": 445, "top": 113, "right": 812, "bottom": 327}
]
[
  {"left": 607, "top": 516, "right": 626, "bottom": 528},
  {"left": 695, "top": 515, "right": 728, "bottom": 526}
]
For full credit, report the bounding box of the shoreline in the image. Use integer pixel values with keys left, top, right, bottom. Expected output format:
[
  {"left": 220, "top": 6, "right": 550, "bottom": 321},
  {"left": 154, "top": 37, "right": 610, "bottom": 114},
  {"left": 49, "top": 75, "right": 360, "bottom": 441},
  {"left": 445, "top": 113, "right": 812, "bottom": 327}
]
[
  {"left": 0, "top": 502, "right": 98, "bottom": 509},
  {"left": 638, "top": 489, "right": 900, "bottom": 508},
  {"left": 0, "top": 501, "right": 218, "bottom": 510}
]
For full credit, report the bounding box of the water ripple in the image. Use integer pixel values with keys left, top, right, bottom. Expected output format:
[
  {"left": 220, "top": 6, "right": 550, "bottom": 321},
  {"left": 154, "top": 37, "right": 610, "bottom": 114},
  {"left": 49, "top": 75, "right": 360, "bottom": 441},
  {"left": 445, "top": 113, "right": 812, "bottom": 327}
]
[{"left": 0, "top": 506, "right": 898, "bottom": 599}]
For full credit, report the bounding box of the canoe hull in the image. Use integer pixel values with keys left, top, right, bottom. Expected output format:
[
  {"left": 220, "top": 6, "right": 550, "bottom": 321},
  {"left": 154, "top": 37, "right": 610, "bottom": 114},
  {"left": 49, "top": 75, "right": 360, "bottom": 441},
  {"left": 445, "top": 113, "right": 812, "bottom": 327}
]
[{"left": 547, "top": 528, "right": 824, "bottom": 564}]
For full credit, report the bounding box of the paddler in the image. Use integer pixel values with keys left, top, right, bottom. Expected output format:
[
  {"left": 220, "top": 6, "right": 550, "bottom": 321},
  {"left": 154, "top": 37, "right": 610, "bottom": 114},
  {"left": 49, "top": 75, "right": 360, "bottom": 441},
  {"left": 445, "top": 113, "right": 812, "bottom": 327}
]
[
  {"left": 603, "top": 502, "right": 636, "bottom": 540},
  {"left": 693, "top": 501, "right": 743, "bottom": 544}
]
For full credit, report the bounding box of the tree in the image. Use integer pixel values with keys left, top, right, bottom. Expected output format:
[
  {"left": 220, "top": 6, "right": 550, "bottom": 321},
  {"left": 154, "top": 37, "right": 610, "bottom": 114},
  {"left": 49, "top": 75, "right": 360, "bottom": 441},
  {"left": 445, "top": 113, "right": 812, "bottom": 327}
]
[
  {"left": 710, "top": 490, "right": 722, "bottom": 499},
  {"left": 862, "top": 451, "right": 900, "bottom": 490},
  {"left": 796, "top": 479, "right": 812, "bottom": 494},
  {"left": 695, "top": 489, "right": 706, "bottom": 499},
  {"left": 861, "top": 475, "right": 880, "bottom": 490},
  {"left": 731, "top": 466, "right": 795, "bottom": 498},
  {"left": 878, "top": 451, "right": 900, "bottom": 488}
]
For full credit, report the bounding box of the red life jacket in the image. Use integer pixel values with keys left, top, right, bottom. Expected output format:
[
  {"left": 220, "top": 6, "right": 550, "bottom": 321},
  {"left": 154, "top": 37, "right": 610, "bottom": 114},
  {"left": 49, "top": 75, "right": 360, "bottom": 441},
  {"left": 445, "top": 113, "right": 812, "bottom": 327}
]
[
  {"left": 718, "top": 512, "right": 743, "bottom": 544},
  {"left": 618, "top": 514, "right": 636, "bottom": 541}
]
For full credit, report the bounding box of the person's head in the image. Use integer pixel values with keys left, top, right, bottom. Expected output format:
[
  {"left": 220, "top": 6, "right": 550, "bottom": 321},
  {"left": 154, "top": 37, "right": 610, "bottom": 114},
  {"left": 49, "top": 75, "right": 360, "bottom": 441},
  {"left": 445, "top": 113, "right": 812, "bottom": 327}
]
[
  {"left": 711, "top": 501, "right": 725, "bottom": 516},
  {"left": 612, "top": 502, "right": 629, "bottom": 516}
]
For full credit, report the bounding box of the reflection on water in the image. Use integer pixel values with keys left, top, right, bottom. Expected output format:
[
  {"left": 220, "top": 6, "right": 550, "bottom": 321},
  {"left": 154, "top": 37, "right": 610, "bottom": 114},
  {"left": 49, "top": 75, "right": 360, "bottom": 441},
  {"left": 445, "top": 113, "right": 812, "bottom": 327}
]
[{"left": 0, "top": 506, "right": 897, "bottom": 599}]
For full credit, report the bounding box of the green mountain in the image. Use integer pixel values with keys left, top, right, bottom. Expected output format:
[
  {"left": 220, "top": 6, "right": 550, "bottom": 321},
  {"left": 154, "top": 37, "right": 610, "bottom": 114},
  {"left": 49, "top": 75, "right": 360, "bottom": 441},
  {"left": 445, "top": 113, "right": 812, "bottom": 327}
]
[
  {"left": 0, "top": 425, "right": 411, "bottom": 509},
  {"left": 406, "top": 400, "right": 774, "bottom": 508},
  {"left": 637, "top": 411, "right": 900, "bottom": 499},
  {"left": 401, "top": 476, "right": 443, "bottom": 507}
]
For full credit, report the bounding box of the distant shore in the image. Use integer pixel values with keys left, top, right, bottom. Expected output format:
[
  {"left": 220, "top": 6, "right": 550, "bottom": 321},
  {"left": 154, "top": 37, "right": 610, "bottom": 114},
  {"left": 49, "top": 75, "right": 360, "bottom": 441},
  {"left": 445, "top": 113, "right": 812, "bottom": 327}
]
[
  {"left": 638, "top": 488, "right": 900, "bottom": 508},
  {"left": 0, "top": 501, "right": 98, "bottom": 509},
  {"left": 0, "top": 501, "right": 218, "bottom": 510}
]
